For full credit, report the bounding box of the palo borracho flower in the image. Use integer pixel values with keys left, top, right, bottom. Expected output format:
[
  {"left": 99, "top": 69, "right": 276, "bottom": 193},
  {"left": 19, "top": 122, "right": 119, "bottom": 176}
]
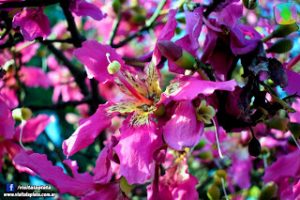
[{"left": 64, "top": 38, "right": 237, "bottom": 184}]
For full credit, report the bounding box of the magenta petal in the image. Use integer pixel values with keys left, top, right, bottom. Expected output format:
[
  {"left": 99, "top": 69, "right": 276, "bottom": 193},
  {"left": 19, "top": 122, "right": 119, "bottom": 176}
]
[
  {"left": 13, "top": 152, "right": 94, "bottom": 196},
  {"left": 153, "top": 9, "right": 177, "bottom": 65},
  {"left": 93, "top": 145, "right": 113, "bottom": 184},
  {"left": 263, "top": 150, "right": 300, "bottom": 183},
  {"left": 0, "top": 95, "right": 14, "bottom": 140},
  {"left": 166, "top": 76, "right": 237, "bottom": 101},
  {"left": 19, "top": 67, "right": 51, "bottom": 88},
  {"left": 228, "top": 158, "right": 252, "bottom": 189},
  {"left": 70, "top": 0, "right": 106, "bottom": 21},
  {"left": 163, "top": 101, "right": 204, "bottom": 150},
  {"left": 114, "top": 120, "right": 163, "bottom": 184},
  {"left": 14, "top": 114, "right": 50, "bottom": 143},
  {"left": 13, "top": 8, "right": 51, "bottom": 41},
  {"left": 63, "top": 103, "right": 111, "bottom": 156},
  {"left": 81, "top": 183, "right": 122, "bottom": 200},
  {"left": 73, "top": 40, "right": 125, "bottom": 83},
  {"left": 285, "top": 69, "right": 300, "bottom": 95},
  {"left": 230, "top": 24, "right": 262, "bottom": 55}
]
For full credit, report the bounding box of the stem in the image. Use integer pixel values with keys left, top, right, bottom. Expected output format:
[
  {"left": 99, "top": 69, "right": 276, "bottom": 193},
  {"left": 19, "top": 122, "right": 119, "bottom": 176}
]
[
  {"left": 221, "top": 178, "right": 229, "bottom": 200},
  {"left": 212, "top": 118, "right": 224, "bottom": 159},
  {"left": 286, "top": 53, "right": 300, "bottom": 70},
  {"left": 109, "top": 12, "right": 122, "bottom": 45}
]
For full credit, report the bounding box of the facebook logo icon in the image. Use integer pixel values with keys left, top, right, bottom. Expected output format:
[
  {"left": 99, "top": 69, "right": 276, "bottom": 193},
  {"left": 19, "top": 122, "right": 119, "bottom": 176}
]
[{"left": 6, "top": 183, "right": 16, "bottom": 192}]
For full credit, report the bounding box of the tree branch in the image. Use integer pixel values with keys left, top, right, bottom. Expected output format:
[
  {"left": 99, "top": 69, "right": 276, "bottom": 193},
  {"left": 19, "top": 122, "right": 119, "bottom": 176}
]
[{"left": 0, "top": 0, "right": 59, "bottom": 9}]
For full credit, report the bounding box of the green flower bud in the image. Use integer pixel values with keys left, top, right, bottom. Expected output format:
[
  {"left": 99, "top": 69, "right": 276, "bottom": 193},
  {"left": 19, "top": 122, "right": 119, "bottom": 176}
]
[
  {"left": 112, "top": 0, "right": 121, "bottom": 13},
  {"left": 107, "top": 61, "right": 121, "bottom": 74},
  {"left": 194, "top": 139, "right": 206, "bottom": 150},
  {"left": 207, "top": 184, "right": 220, "bottom": 200},
  {"left": 174, "top": 50, "right": 196, "bottom": 70},
  {"left": 266, "top": 117, "right": 289, "bottom": 131},
  {"left": 243, "top": 0, "right": 258, "bottom": 10},
  {"left": 12, "top": 107, "right": 32, "bottom": 121},
  {"left": 199, "top": 151, "right": 213, "bottom": 160},
  {"left": 266, "top": 38, "right": 293, "bottom": 53},
  {"left": 272, "top": 23, "right": 299, "bottom": 38},
  {"left": 259, "top": 182, "right": 278, "bottom": 200}
]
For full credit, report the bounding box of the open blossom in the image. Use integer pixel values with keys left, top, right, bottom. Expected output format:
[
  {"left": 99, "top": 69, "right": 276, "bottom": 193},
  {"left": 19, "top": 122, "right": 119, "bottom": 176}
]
[{"left": 13, "top": 8, "right": 51, "bottom": 41}]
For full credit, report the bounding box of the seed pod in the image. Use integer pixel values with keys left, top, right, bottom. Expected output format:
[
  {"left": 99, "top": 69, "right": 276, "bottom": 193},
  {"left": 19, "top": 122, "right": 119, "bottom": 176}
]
[
  {"left": 266, "top": 38, "right": 293, "bottom": 53},
  {"left": 243, "top": 0, "right": 258, "bottom": 10},
  {"left": 248, "top": 136, "right": 261, "bottom": 157}
]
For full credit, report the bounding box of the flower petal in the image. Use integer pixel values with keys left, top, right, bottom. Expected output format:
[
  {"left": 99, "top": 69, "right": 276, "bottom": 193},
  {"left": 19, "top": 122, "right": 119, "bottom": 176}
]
[
  {"left": 114, "top": 119, "right": 163, "bottom": 184},
  {"left": 63, "top": 103, "right": 112, "bottom": 156},
  {"left": 164, "top": 76, "right": 237, "bottom": 101},
  {"left": 163, "top": 101, "right": 204, "bottom": 150},
  {"left": 0, "top": 95, "right": 14, "bottom": 140},
  {"left": 73, "top": 40, "right": 125, "bottom": 83},
  {"left": 13, "top": 152, "right": 94, "bottom": 196}
]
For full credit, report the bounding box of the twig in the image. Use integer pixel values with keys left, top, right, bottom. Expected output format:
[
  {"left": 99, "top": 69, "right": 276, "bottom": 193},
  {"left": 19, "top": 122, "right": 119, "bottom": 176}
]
[
  {"left": 59, "top": 0, "right": 85, "bottom": 47},
  {"left": 0, "top": 0, "right": 59, "bottom": 9},
  {"left": 109, "top": 12, "right": 122, "bottom": 45}
]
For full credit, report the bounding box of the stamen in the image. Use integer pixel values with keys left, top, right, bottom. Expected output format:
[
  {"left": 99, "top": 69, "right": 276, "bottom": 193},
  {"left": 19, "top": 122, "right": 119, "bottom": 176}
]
[
  {"left": 106, "top": 53, "right": 112, "bottom": 64},
  {"left": 212, "top": 118, "right": 224, "bottom": 159},
  {"left": 19, "top": 120, "right": 28, "bottom": 150},
  {"left": 221, "top": 178, "right": 229, "bottom": 200}
]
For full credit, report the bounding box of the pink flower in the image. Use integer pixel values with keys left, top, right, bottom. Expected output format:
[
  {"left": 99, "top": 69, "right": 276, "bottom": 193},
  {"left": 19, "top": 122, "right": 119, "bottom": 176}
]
[
  {"left": 19, "top": 66, "right": 51, "bottom": 88},
  {"left": 0, "top": 95, "right": 14, "bottom": 140},
  {"left": 13, "top": 8, "right": 51, "bottom": 41},
  {"left": 70, "top": 0, "right": 106, "bottom": 21},
  {"left": 47, "top": 56, "right": 83, "bottom": 103}
]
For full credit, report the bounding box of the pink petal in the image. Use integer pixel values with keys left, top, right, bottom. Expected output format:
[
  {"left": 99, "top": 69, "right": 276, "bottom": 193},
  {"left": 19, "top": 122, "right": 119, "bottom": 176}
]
[
  {"left": 93, "top": 145, "right": 113, "bottom": 184},
  {"left": 70, "top": 0, "right": 106, "bottom": 21},
  {"left": 73, "top": 40, "right": 125, "bottom": 83},
  {"left": 165, "top": 76, "right": 237, "bottom": 101},
  {"left": 263, "top": 150, "right": 300, "bottom": 183},
  {"left": 163, "top": 101, "right": 204, "bottom": 150},
  {"left": 63, "top": 103, "right": 112, "bottom": 156},
  {"left": 114, "top": 120, "right": 163, "bottom": 184},
  {"left": 19, "top": 67, "right": 51, "bottom": 88},
  {"left": 13, "top": 8, "right": 50, "bottom": 41},
  {"left": 13, "top": 152, "right": 94, "bottom": 196},
  {"left": 14, "top": 114, "right": 50, "bottom": 143},
  {"left": 81, "top": 183, "right": 122, "bottom": 200}
]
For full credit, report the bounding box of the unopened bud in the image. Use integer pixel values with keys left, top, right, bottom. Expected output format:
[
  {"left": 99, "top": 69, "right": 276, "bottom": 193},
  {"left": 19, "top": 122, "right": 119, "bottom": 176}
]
[
  {"left": 107, "top": 61, "right": 121, "bottom": 74},
  {"left": 12, "top": 107, "right": 32, "bottom": 121},
  {"left": 207, "top": 184, "right": 220, "bottom": 200},
  {"left": 157, "top": 41, "right": 196, "bottom": 69},
  {"left": 112, "top": 0, "right": 121, "bottom": 13},
  {"left": 272, "top": 23, "right": 299, "bottom": 38},
  {"left": 266, "top": 38, "right": 293, "bottom": 53},
  {"left": 266, "top": 117, "right": 289, "bottom": 131},
  {"left": 259, "top": 182, "right": 278, "bottom": 200},
  {"left": 248, "top": 136, "right": 261, "bottom": 157},
  {"left": 199, "top": 151, "right": 213, "bottom": 160},
  {"left": 243, "top": 0, "right": 257, "bottom": 10}
]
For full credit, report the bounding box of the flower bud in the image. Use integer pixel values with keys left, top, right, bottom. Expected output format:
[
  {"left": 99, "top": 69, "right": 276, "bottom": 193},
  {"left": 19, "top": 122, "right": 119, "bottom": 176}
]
[
  {"left": 243, "top": 0, "right": 257, "bottom": 10},
  {"left": 207, "top": 184, "right": 220, "bottom": 200},
  {"left": 194, "top": 139, "right": 206, "bottom": 150},
  {"left": 196, "top": 100, "right": 216, "bottom": 124},
  {"left": 266, "top": 38, "right": 293, "bottom": 53},
  {"left": 259, "top": 182, "right": 278, "bottom": 200},
  {"left": 199, "top": 151, "right": 213, "bottom": 160},
  {"left": 157, "top": 41, "right": 196, "bottom": 70},
  {"left": 272, "top": 23, "right": 299, "bottom": 38},
  {"left": 248, "top": 136, "right": 261, "bottom": 157},
  {"left": 266, "top": 117, "right": 289, "bottom": 131},
  {"left": 107, "top": 61, "right": 121, "bottom": 75},
  {"left": 112, "top": 0, "right": 121, "bottom": 13},
  {"left": 12, "top": 107, "right": 32, "bottom": 121}
]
